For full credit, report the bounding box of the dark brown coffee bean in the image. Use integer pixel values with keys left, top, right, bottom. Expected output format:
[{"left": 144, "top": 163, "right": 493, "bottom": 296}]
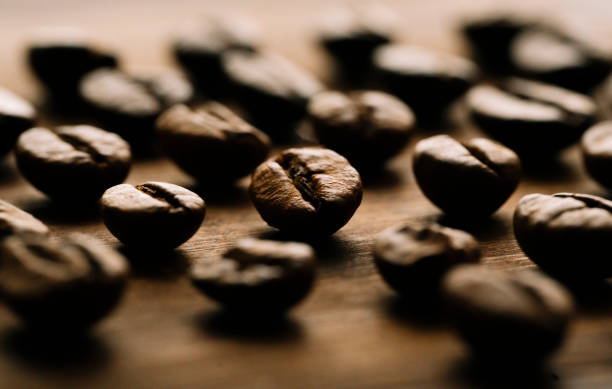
[
  {"left": 514, "top": 193, "right": 612, "bottom": 279},
  {"left": 373, "top": 44, "right": 478, "bottom": 124},
  {"left": 442, "top": 265, "right": 574, "bottom": 363},
  {"left": 222, "top": 51, "right": 324, "bottom": 139},
  {"left": 15, "top": 125, "right": 131, "bottom": 201},
  {"left": 307, "top": 90, "right": 414, "bottom": 168},
  {"left": 467, "top": 78, "right": 596, "bottom": 157},
  {"left": 0, "top": 199, "right": 49, "bottom": 238},
  {"left": 0, "top": 87, "right": 36, "bottom": 157},
  {"left": 316, "top": 3, "right": 396, "bottom": 86},
  {"left": 191, "top": 238, "right": 316, "bottom": 313},
  {"left": 156, "top": 102, "right": 270, "bottom": 183},
  {"left": 0, "top": 233, "right": 129, "bottom": 330},
  {"left": 413, "top": 135, "right": 521, "bottom": 217},
  {"left": 249, "top": 147, "right": 362, "bottom": 236},
  {"left": 582, "top": 122, "right": 612, "bottom": 188},
  {"left": 101, "top": 181, "right": 205, "bottom": 249},
  {"left": 374, "top": 222, "right": 479, "bottom": 296},
  {"left": 79, "top": 68, "right": 193, "bottom": 148}
]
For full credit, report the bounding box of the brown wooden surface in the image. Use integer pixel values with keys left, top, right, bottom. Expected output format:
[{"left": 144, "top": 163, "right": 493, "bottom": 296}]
[{"left": 2, "top": 1, "right": 612, "bottom": 388}]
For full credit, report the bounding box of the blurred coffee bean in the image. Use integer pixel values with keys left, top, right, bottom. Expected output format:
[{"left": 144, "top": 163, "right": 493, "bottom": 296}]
[
  {"left": 373, "top": 44, "right": 478, "bottom": 124},
  {"left": 307, "top": 90, "right": 414, "bottom": 169},
  {"left": 172, "top": 15, "right": 260, "bottom": 96},
  {"left": 79, "top": 68, "right": 193, "bottom": 149},
  {"left": 0, "top": 199, "right": 48, "bottom": 237},
  {"left": 374, "top": 222, "right": 479, "bottom": 296},
  {"left": 0, "top": 87, "right": 36, "bottom": 157},
  {"left": 156, "top": 102, "right": 270, "bottom": 184},
  {"left": 222, "top": 51, "right": 324, "bottom": 140},
  {"left": 316, "top": 3, "right": 396, "bottom": 86},
  {"left": 101, "top": 181, "right": 205, "bottom": 249},
  {"left": 27, "top": 27, "right": 117, "bottom": 105},
  {"left": 250, "top": 147, "right": 362, "bottom": 236},
  {"left": 514, "top": 193, "right": 612, "bottom": 279},
  {"left": 582, "top": 122, "right": 612, "bottom": 189},
  {"left": 467, "top": 78, "right": 596, "bottom": 157},
  {"left": 442, "top": 264, "right": 574, "bottom": 363},
  {"left": 0, "top": 233, "right": 129, "bottom": 330},
  {"left": 413, "top": 135, "right": 521, "bottom": 217},
  {"left": 191, "top": 238, "right": 316, "bottom": 313},
  {"left": 15, "top": 125, "right": 131, "bottom": 201}
]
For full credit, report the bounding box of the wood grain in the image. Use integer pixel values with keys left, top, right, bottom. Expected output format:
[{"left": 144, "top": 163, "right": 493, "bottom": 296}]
[{"left": 1, "top": 1, "right": 612, "bottom": 388}]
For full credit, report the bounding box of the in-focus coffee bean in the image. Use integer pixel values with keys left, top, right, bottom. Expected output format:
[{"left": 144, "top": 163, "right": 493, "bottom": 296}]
[
  {"left": 156, "top": 102, "right": 270, "bottom": 183},
  {"left": 413, "top": 135, "right": 521, "bottom": 217},
  {"left": 0, "top": 87, "right": 36, "bottom": 157},
  {"left": 307, "top": 90, "right": 414, "bottom": 168},
  {"left": 514, "top": 193, "right": 612, "bottom": 279},
  {"left": 191, "top": 238, "right": 316, "bottom": 313},
  {"left": 250, "top": 147, "right": 362, "bottom": 236},
  {"left": 0, "top": 233, "right": 129, "bottom": 330},
  {"left": 222, "top": 51, "right": 324, "bottom": 139},
  {"left": 101, "top": 181, "right": 206, "bottom": 249},
  {"left": 0, "top": 199, "right": 48, "bottom": 237},
  {"left": 374, "top": 221, "right": 479, "bottom": 296},
  {"left": 373, "top": 44, "right": 478, "bottom": 124},
  {"left": 582, "top": 122, "right": 612, "bottom": 189},
  {"left": 15, "top": 125, "right": 131, "bottom": 201},
  {"left": 467, "top": 78, "right": 596, "bottom": 157},
  {"left": 442, "top": 264, "right": 574, "bottom": 363}
]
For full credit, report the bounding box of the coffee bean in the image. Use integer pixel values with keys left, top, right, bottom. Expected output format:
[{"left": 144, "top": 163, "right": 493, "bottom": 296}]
[
  {"left": 172, "top": 15, "right": 259, "bottom": 95},
  {"left": 191, "top": 238, "right": 316, "bottom": 313},
  {"left": 0, "top": 87, "right": 36, "bottom": 157},
  {"left": 442, "top": 264, "right": 574, "bottom": 363},
  {"left": 156, "top": 102, "right": 270, "bottom": 183},
  {"left": 79, "top": 68, "right": 193, "bottom": 148},
  {"left": 374, "top": 222, "right": 479, "bottom": 296},
  {"left": 307, "top": 90, "right": 414, "bottom": 168},
  {"left": 467, "top": 78, "right": 596, "bottom": 157},
  {"left": 101, "top": 181, "right": 205, "bottom": 249},
  {"left": 0, "top": 233, "right": 129, "bottom": 330},
  {"left": 15, "top": 125, "right": 131, "bottom": 201},
  {"left": 249, "top": 147, "right": 362, "bottom": 236},
  {"left": 316, "top": 3, "right": 396, "bottom": 86},
  {"left": 372, "top": 44, "right": 478, "bottom": 124},
  {"left": 0, "top": 199, "right": 48, "bottom": 238},
  {"left": 222, "top": 51, "right": 324, "bottom": 139},
  {"left": 582, "top": 122, "right": 612, "bottom": 188},
  {"left": 413, "top": 135, "right": 521, "bottom": 217},
  {"left": 27, "top": 27, "right": 118, "bottom": 104},
  {"left": 514, "top": 193, "right": 612, "bottom": 279}
]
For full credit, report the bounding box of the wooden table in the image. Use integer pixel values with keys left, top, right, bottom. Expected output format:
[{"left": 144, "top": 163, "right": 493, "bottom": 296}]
[{"left": 1, "top": 0, "right": 612, "bottom": 387}]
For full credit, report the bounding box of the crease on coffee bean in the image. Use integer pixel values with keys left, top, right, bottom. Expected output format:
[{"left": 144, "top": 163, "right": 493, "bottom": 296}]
[
  {"left": 278, "top": 157, "right": 321, "bottom": 209},
  {"left": 58, "top": 132, "right": 107, "bottom": 164},
  {"left": 135, "top": 183, "right": 184, "bottom": 209},
  {"left": 462, "top": 143, "right": 503, "bottom": 177},
  {"left": 554, "top": 193, "right": 612, "bottom": 213}
]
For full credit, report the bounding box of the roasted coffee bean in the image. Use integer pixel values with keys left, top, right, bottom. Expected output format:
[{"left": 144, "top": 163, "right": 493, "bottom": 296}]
[
  {"left": 79, "top": 68, "right": 193, "bottom": 148},
  {"left": 156, "top": 102, "right": 270, "bottom": 183},
  {"left": 101, "top": 181, "right": 205, "bottom": 249},
  {"left": 373, "top": 44, "right": 478, "bottom": 124},
  {"left": 307, "top": 90, "right": 414, "bottom": 168},
  {"left": 582, "top": 122, "right": 612, "bottom": 188},
  {"left": 15, "top": 125, "right": 131, "bottom": 201},
  {"left": 27, "top": 27, "right": 117, "bottom": 103},
  {"left": 172, "top": 15, "right": 259, "bottom": 95},
  {"left": 316, "top": 3, "right": 396, "bottom": 86},
  {"left": 374, "top": 222, "right": 479, "bottom": 296},
  {"left": 249, "top": 147, "right": 362, "bottom": 236},
  {"left": 191, "top": 238, "right": 316, "bottom": 313},
  {"left": 467, "top": 78, "right": 596, "bottom": 157},
  {"left": 222, "top": 51, "right": 324, "bottom": 139},
  {"left": 413, "top": 135, "right": 521, "bottom": 217},
  {"left": 0, "top": 87, "right": 36, "bottom": 157},
  {"left": 0, "top": 199, "right": 48, "bottom": 237},
  {"left": 514, "top": 193, "right": 612, "bottom": 279},
  {"left": 0, "top": 233, "right": 129, "bottom": 330},
  {"left": 442, "top": 265, "right": 574, "bottom": 363}
]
